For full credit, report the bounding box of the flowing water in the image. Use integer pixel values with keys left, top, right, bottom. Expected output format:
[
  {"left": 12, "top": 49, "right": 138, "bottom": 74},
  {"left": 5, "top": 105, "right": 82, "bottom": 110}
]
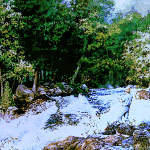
[{"left": 0, "top": 87, "right": 149, "bottom": 150}]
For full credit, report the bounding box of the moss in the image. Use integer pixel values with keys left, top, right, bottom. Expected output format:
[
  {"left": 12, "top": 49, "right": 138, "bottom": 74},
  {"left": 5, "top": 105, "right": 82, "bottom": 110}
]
[{"left": 55, "top": 82, "right": 65, "bottom": 91}]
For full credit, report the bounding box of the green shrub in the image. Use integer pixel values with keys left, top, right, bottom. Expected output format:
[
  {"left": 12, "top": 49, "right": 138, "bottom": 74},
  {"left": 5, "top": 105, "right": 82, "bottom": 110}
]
[
  {"left": 0, "top": 81, "right": 14, "bottom": 112},
  {"left": 55, "top": 82, "right": 65, "bottom": 91}
]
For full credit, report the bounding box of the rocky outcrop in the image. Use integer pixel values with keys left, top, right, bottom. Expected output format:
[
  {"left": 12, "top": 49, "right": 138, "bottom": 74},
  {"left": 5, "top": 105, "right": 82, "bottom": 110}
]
[
  {"left": 135, "top": 90, "right": 150, "bottom": 100},
  {"left": 44, "top": 122, "right": 150, "bottom": 150},
  {"left": 104, "top": 122, "right": 136, "bottom": 136},
  {"left": 43, "top": 135, "right": 123, "bottom": 150},
  {"left": 37, "top": 82, "right": 73, "bottom": 97}
]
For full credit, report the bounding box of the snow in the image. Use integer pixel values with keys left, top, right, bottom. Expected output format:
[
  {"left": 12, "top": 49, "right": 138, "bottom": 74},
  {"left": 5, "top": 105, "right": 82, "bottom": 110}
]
[
  {"left": 128, "top": 88, "right": 150, "bottom": 125},
  {"left": 0, "top": 102, "right": 58, "bottom": 150}
]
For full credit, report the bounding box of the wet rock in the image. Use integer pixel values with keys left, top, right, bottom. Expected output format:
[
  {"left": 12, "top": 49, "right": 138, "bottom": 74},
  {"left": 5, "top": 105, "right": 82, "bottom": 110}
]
[
  {"left": 122, "top": 136, "right": 133, "bottom": 148},
  {"left": 104, "top": 122, "right": 136, "bottom": 136},
  {"left": 37, "top": 82, "right": 73, "bottom": 97},
  {"left": 138, "top": 123, "right": 150, "bottom": 131},
  {"left": 0, "top": 106, "right": 18, "bottom": 121},
  {"left": 45, "top": 113, "right": 63, "bottom": 129},
  {"left": 4, "top": 106, "right": 18, "bottom": 117},
  {"left": 106, "top": 84, "right": 114, "bottom": 89},
  {"left": 135, "top": 90, "right": 150, "bottom": 100},
  {"left": 26, "top": 99, "right": 53, "bottom": 115},
  {"left": 133, "top": 129, "right": 150, "bottom": 149},
  {"left": 103, "top": 123, "right": 117, "bottom": 135},
  {"left": 64, "top": 114, "right": 80, "bottom": 125},
  {"left": 54, "top": 87, "right": 63, "bottom": 95},
  {"left": 45, "top": 113, "right": 80, "bottom": 129},
  {"left": 49, "top": 83, "right": 72, "bottom": 96},
  {"left": 43, "top": 136, "right": 104, "bottom": 150},
  {"left": 44, "top": 135, "right": 126, "bottom": 150},
  {"left": 102, "top": 134, "right": 123, "bottom": 146},
  {"left": 116, "top": 123, "right": 135, "bottom": 136},
  {"left": 49, "top": 88, "right": 55, "bottom": 95}
]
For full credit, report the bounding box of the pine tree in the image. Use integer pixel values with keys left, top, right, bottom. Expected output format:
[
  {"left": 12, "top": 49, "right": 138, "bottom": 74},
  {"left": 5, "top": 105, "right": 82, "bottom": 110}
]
[{"left": 1, "top": 82, "right": 14, "bottom": 112}]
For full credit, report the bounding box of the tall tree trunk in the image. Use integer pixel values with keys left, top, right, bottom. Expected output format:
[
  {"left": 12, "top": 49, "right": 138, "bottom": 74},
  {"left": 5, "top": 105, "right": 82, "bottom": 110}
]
[
  {"left": 71, "top": 58, "right": 82, "bottom": 85},
  {"left": 32, "top": 68, "right": 38, "bottom": 94},
  {"left": 71, "top": 64, "right": 81, "bottom": 85},
  {"left": 0, "top": 66, "right": 3, "bottom": 97}
]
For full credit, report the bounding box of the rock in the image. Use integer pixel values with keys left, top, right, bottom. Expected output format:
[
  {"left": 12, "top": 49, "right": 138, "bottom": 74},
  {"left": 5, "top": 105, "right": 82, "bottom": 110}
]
[
  {"left": 60, "top": 82, "right": 73, "bottom": 94},
  {"left": 45, "top": 113, "right": 80, "bottom": 129},
  {"left": 80, "top": 84, "right": 88, "bottom": 91},
  {"left": 37, "top": 82, "right": 73, "bottom": 96},
  {"left": 45, "top": 113, "right": 63, "bottom": 129},
  {"left": 106, "top": 84, "right": 114, "bottom": 89},
  {"left": 2, "top": 106, "right": 18, "bottom": 121},
  {"left": 104, "top": 123, "right": 135, "bottom": 136},
  {"left": 38, "top": 87, "right": 47, "bottom": 95},
  {"left": 102, "top": 134, "right": 122, "bottom": 146},
  {"left": 116, "top": 123, "right": 135, "bottom": 136},
  {"left": 5, "top": 106, "right": 18, "bottom": 115},
  {"left": 135, "top": 90, "right": 150, "bottom": 100},
  {"left": 49, "top": 88, "right": 55, "bottom": 95},
  {"left": 16, "top": 85, "right": 34, "bottom": 99},
  {"left": 54, "top": 87, "right": 63, "bottom": 96},
  {"left": 64, "top": 114, "right": 80, "bottom": 125},
  {"left": 43, "top": 136, "right": 104, "bottom": 150},
  {"left": 133, "top": 129, "right": 150, "bottom": 149},
  {"left": 125, "top": 88, "right": 131, "bottom": 94},
  {"left": 103, "top": 123, "right": 117, "bottom": 135},
  {"left": 15, "top": 85, "right": 34, "bottom": 107},
  {"left": 44, "top": 134, "right": 126, "bottom": 150},
  {"left": 26, "top": 99, "right": 53, "bottom": 115}
]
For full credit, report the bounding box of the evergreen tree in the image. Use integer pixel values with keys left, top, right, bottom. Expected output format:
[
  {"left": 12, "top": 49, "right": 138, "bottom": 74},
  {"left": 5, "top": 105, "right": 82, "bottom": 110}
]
[{"left": 0, "top": 81, "right": 14, "bottom": 112}]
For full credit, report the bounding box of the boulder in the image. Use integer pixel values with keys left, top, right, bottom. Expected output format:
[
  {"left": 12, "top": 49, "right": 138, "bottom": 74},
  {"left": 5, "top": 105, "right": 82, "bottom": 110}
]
[
  {"left": 15, "top": 85, "right": 34, "bottom": 107},
  {"left": 133, "top": 129, "right": 150, "bottom": 149},
  {"left": 135, "top": 90, "right": 150, "bottom": 100}
]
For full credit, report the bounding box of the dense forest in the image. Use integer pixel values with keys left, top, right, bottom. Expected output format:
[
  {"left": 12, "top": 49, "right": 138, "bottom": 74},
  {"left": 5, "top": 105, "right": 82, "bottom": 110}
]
[{"left": 0, "top": 0, "right": 150, "bottom": 111}]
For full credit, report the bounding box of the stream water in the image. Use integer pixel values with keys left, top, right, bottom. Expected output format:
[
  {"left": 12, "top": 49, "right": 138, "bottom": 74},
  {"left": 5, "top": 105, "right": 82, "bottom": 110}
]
[{"left": 0, "top": 87, "right": 149, "bottom": 150}]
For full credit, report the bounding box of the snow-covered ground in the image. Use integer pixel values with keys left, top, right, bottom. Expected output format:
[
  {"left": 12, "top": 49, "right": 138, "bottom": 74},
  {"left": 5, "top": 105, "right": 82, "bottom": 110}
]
[{"left": 0, "top": 87, "right": 149, "bottom": 150}]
